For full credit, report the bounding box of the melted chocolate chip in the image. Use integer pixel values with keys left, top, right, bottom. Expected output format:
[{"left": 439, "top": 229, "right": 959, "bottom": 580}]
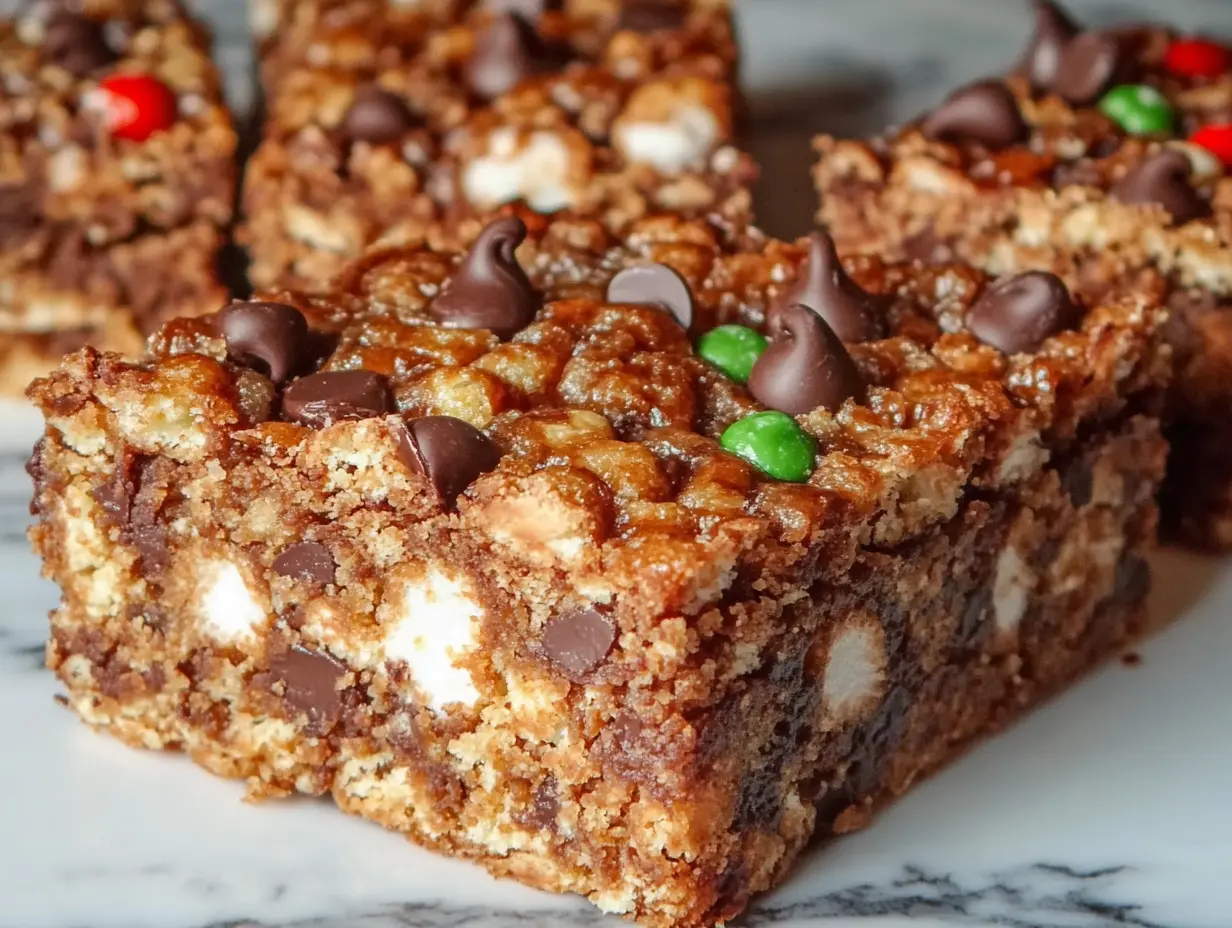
[
  {"left": 617, "top": 0, "right": 687, "bottom": 32},
  {"left": 1052, "top": 30, "right": 1121, "bottom": 105},
  {"left": 281, "top": 370, "right": 392, "bottom": 428},
  {"left": 273, "top": 542, "right": 337, "bottom": 585},
  {"left": 606, "top": 263, "right": 694, "bottom": 328},
  {"left": 921, "top": 79, "right": 1028, "bottom": 151},
  {"left": 541, "top": 607, "right": 616, "bottom": 679},
  {"left": 748, "top": 303, "right": 865, "bottom": 416},
  {"left": 340, "top": 85, "right": 418, "bottom": 145},
  {"left": 43, "top": 13, "right": 117, "bottom": 77},
  {"left": 129, "top": 524, "right": 168, "bottom": 573},
  {"left": 776, "top": 232, "right": 882, "bottom": 342},
  {"left": 1019, "top": 0, "right": 1081, "bottom": 90},
  {"left": 465, "top": 13, "right": 542, "bottom": 100},
  {"left": 219, "top": 300, "right": 308, "bottom": 384},
  {"left": 269, "top": 645, "right": 346, "bottom": 736},
  {"left": 429, "top": 217, "right": 541, "bottom": 339},
  {"left": 1111, "top": 150, "right": 1210, "bottom": 226},
  {"left": 398, "top": 415, "right": 502, "bottom": 509},
  {"left": 967, "top": 271, "right": 1079, "bottom": 355}
]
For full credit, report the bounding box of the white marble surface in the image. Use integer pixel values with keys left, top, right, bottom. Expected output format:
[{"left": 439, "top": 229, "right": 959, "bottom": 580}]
[{"left": 3, "top": 1, "right": 1232, "bottom": 927}]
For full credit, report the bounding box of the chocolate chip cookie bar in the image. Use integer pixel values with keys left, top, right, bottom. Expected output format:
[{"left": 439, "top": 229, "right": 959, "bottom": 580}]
[
  {"left": 28, "top": 216, "right": 1168, "bottom": 928},
  {"left": 0, "top": 0, "right": 237, "bottom": 396},
  {"left": 240, "top": 0, "right": 752, "bottom": 291},
  {"left": 813, "top": 0, "right": 1232, "bottom": 547}
]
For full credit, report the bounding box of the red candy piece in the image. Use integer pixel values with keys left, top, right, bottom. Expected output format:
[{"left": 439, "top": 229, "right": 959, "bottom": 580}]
[
  {"left": 1164, "top": 38, "right": 1231, "bottom": 79},
  {"left": 1192, "top": 124, "right": 1232, "bottom": 166},
  {"left": 94, "top": 74, "right": 178, "bottom": 142}
]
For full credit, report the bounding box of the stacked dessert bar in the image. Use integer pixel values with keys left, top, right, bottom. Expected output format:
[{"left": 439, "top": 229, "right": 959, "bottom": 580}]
[
  {"left": 240, "top": 0, "right": 754, "bottom": 290},
  {"left": 0, "top": 0, "right": 236, "bottom": 394},
  {"left": 19, "top": 3, "right": 1220, "bottom": 927},
  {"left": 814, "top": 0, "right": 1232, "bottom": 548}
]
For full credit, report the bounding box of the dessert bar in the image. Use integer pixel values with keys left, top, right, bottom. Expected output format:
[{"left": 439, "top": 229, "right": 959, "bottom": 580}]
[
  {"left": 240, "top": 0, "right": 753, "bottom": 291},
  {"left": 813, "top": 0, "right": 1232, "bottom": 547},
  {"left": 29, "top": 214, "right": 1167, "bottom": 927},
  {"left": 0, "top": 0, "right": 237, "bottom": 395}
]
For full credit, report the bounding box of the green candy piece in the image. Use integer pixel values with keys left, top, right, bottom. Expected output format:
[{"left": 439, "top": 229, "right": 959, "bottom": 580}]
[
  {"left": 697, "top": 325, "right": 768, "bottom": 384},
  {"left": 1099, "top": 84, "right": 1175, "bottom": 135},
  {"left": 720, "top": 411, "right": 817, "bottom": 483}
]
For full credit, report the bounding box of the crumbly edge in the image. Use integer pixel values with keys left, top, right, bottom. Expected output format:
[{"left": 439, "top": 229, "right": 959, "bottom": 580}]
[
  {"left": 28, "top": 337, "right": 1167, "bottom": 928},
  {"left": 31, "top": 413, "right": 1164, "bottom": 927}
]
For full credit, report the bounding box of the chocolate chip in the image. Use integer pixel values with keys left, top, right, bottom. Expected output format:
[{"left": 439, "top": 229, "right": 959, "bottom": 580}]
[
  {"left": 1111, "top": 150, "right": 1210, "bottom": 226},
  {"left": 43, "top": 13, "right": 117, "bottom": 77},
  {"left": 967, "top": 271, "right": 1080, "bottom": 355},
  {"left": 748, "top": 303, "right": 865, "bottom": 416},
  {"left": 26, "top": 438, "right": 48, "bottom": 518},
  {"left": 465, "top": 13, "right": 542, "bottom": 100},
  {"left": 1052, "top": 30, "right": 1121, "bottom": 105},
  {"left": 776, "top": 232, "right": 882, "bottom": 342},
  {"left": 429, "top": 216, "right": 541, "bottom": 339},
  {"left": 93, "top": 467, "right": 132, "bottom": 526},
  {"left": 219, "top": 301, "right": 308, "bottom": 384},
  {"left": 270, "top": 644, "right": 346, "bottom": 736},
  {"left": 398, "top": 415, "right": 502, "bottom": 508},
  {"left": 617, "top": 0, "right": 687, "bottom": 32},
  {"left": 541, "top": 607, "right": 616, "bottom": 679},
  {"left": 282, "top": 370, "right": 392, "bottom": 429},
  {"left": 606, "top": 263, "right": 694, "bottom": 328},
  {"left": 921, "top": 79, "right": 1029, "bottom": 151},
  {"left": 483, "top": 0, "right": 558, "bottom": 16},
  {"left": 521, "top": 776, "right": 560, "bottom": 830},
  {"left": 340, "top": 85, "right": 418, "bottom": 146},
  {"left": 1061, "top": 456, "right": 1095, "bottom": 508},
  {"left": 1019, "top": 0, "right": 1081, "bottom": 90},
  {"left": 273, "top": 542, "right": 337, "bottom": 585},
  {"left": 128, "top": 524, "right": 168, "bottom": 573}
]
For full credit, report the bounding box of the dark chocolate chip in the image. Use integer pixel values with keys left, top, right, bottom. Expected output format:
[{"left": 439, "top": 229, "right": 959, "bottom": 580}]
[
  {"left": 1061, "top": 456, "right": 1094, "bottom": 508},
  {"left": 1111, "top": 149, "right": 1210, "bottom": 226},
  {"left": 465, "top": 13, "right": 541, "bottom": 100},
  {"left": 282, "top": 370, "right": 392, "bottom": 429},
  {"left": 921, "top": 79, "right": 1029, "bottom": 151},
  {"left": 967, "top": 270, "right": 1079, "bottom": 355},
  {"left": 482, "top": 0, "right": 558, "bottom": 16},
  {"left": 1051, "top": 30, "right": 1121, "bottom": 105},
  {"left": 606, "top": 263, "right": 694, "bottom": 328},
  {"left": 775, "top": 232, "right": 882, "bottom": 342},
  {"left": 273, "top": 542, "right": 337, "bottom": 585},
  {"left": 748, "top": 303, "right": 865, "bottom": 416},
  {"left": 340, "top": 85, "right": 418, "bottom": 146},
  {"left": 93, "top": 468, "right": 132, "bottom": 526},
  {"left": 541, "top": 607, "right": 616, "bottom": 679},
  {"left": 399, "top": 415, "right": 502, "bottom": 508},
  {"left": 522, "top": 776, "right": 560, "bottom": 830},
  {"left": 219, "top": 300, "right": 308, "bottom": 385},
  {"left": 128, "top": 524, "right": 168, "bottom": 573},
  {"left": 617, "top": 0, "right": 687, "bottom": 33},
  {"left": 429, "top": 216, "right": 541, "bottom": 339},
  {"left": 1019, "top": 0, "right": 1081, "bottom": 90},
  {"left": 270, "top": 644, "right": 346, "bottom": 736},
  {"left": 43, "top": 13, "right": 117, "bottom": 77}
]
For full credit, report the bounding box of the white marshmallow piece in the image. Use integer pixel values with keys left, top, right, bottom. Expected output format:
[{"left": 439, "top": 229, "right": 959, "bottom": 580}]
[
  {"left": 201, "top": 561, "right": 267, "bottom": 643},
  {"left": 615, "top": 103, "right": 719, "bottom": 174},
  {"left": 384, "top": 566, "right": 483, "bottom": 712},
  {"left": 823, "top": 618, "right": 887, "bottom": 724},
  {"left": 462, "top": 128, "right": 576, "bottom": 212}
]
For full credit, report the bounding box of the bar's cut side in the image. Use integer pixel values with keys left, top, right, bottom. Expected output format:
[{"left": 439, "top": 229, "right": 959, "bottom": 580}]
[
  {"left": 240, "top": 0, "right": 752, "bottom": 291},
  {"left": 813, "top": 2, "right": 1232, "bottom": 547},
  {"left": 29, "top": 217, "right": 1167, "bottom": 928},
  {"left": 0, "top": 1, "right": 237, "bottom": 395}
]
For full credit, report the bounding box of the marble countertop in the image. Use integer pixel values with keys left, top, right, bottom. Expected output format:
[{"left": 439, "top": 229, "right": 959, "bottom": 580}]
[{"left": 3, "top": 2, "right": 1232, "bottom": 927}]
